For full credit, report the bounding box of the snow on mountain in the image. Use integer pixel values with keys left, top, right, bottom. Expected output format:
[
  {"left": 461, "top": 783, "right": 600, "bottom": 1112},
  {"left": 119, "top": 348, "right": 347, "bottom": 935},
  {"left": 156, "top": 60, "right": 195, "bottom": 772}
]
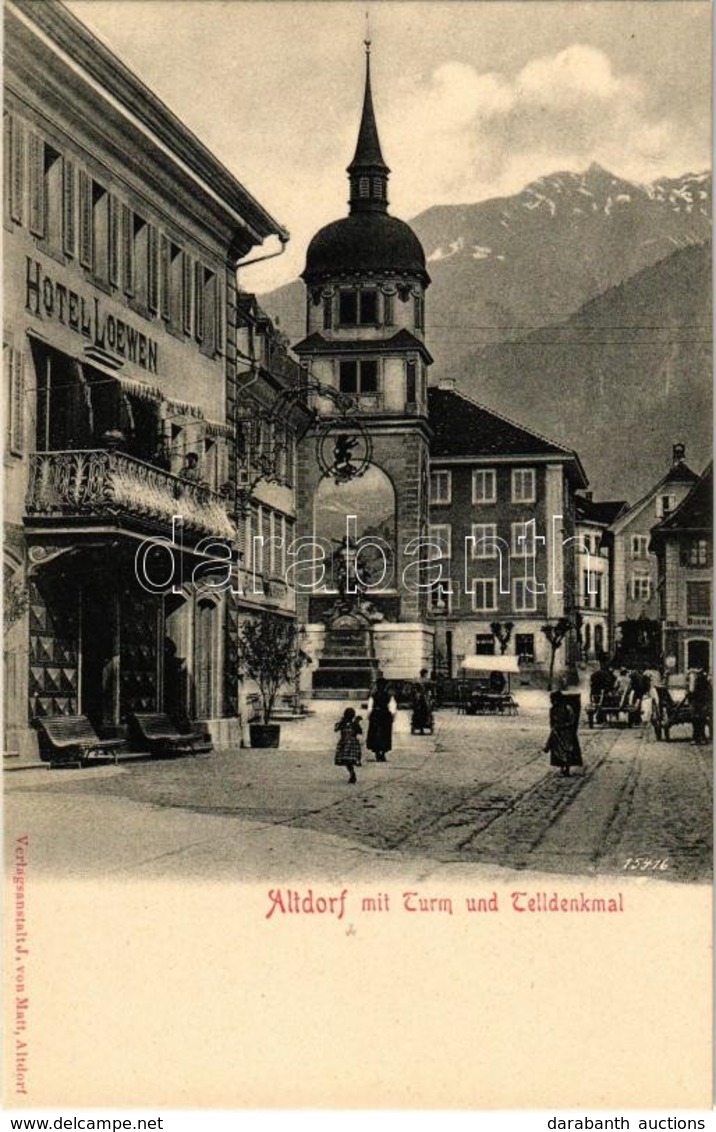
[{"left": 259, "top": 163, "right": 711, "bottom": 377}]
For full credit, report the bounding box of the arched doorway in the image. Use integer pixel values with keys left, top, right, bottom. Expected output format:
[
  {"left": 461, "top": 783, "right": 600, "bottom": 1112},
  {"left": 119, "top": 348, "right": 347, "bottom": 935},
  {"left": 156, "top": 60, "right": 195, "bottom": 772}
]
[
  {"left": 164, "top": 592, "right": 192, "bottom": 722},
  {"left": 194, "top": 596, "right": 222, "bottom": 719}
]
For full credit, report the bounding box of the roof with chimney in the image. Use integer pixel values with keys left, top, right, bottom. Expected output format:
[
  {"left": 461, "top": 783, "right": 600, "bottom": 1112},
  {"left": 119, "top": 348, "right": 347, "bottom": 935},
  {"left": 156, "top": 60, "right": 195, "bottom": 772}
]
[
  {"left": 610, "top": 446, "right": 700, "bottom": 533},
  {"left": 575, "top": 496, "right": 628, "bottom": 527},
  {"left": 428, "top": 385, "right": 588, "bottom": 484}
]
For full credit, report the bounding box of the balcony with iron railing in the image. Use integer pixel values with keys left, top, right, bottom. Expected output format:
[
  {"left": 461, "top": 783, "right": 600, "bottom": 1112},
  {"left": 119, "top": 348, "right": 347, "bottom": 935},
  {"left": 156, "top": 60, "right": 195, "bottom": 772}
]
[{"left": 25, "top": 449, "right": 237, "bottom": 542}]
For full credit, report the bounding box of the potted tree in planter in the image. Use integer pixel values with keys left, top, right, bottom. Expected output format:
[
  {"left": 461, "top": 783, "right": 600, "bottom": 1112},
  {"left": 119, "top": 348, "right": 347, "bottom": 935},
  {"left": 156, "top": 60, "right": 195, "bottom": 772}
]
[{"left": 239, "top": 612, "right": 311, "bottom": 748}]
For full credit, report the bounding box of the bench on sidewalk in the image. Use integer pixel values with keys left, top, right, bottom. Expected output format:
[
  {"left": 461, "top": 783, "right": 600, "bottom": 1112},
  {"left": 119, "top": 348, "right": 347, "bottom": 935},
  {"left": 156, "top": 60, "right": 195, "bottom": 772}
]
[
  {"left": 37, "top": 716, "right": 127, "bottom": 767},
  {"left": 128, "top": 713, "right": 213, "bottom": 757}
]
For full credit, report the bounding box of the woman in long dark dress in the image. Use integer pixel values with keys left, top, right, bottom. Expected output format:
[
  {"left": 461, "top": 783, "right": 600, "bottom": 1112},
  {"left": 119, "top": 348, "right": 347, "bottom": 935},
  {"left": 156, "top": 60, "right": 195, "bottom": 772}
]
[
  {"left": 367, "top": 677, "right": 396, "bottom": 762},
  {"left": 544, "top": 691, "right": 583, "bottom": 777},
  {"left": 411, "top": 669, "right": 433, "bottom": 735}
]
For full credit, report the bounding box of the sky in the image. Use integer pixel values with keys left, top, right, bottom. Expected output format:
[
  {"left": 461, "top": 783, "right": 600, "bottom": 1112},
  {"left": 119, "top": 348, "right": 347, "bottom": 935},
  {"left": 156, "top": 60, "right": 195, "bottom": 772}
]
[{"left": 66, "top": 0, "right": 711, "bottom": 292}]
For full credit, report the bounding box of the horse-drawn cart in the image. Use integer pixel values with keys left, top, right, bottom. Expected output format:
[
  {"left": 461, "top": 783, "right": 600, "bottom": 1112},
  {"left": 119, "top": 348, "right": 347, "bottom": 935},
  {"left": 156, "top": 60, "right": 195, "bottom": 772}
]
[
  {"left": 586, "top": 668, "right": 647, "bottom": 729},
  {"left": 651, "top": 684, "right": 712, "bottom": 742}
]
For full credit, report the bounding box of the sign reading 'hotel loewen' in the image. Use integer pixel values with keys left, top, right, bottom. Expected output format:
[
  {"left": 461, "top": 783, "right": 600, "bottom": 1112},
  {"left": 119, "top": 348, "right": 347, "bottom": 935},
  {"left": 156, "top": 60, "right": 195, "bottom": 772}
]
[{"left": 25, "top": 257, "right": 159, "bottom": 374}]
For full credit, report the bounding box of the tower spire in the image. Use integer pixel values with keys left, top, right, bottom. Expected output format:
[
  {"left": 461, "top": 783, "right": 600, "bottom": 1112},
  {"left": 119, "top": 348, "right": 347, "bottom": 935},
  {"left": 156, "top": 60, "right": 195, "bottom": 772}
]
[{"left": 347, "top": 27, "right": 389, "bottom": 213}]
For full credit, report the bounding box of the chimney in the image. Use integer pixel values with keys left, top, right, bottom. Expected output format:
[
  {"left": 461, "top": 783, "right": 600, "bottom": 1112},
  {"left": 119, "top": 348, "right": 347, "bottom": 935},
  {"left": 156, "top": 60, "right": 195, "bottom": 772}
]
[
  {"left": 438, "top": 377, "right": 456, "bottom": 391},
  {"left": 672, "top": 442, "right": 686, "bottom": 466}
]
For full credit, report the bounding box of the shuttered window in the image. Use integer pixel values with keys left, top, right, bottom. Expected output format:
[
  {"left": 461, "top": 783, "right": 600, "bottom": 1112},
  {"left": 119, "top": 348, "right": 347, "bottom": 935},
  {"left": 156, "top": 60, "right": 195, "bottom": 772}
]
[
  {"left": 182, "top": 252, "right": 193, "bottom": 334},
  {"left": 63, "top": 159, "right": 76, "bottom": 256},
  {"left": 28, "top": 132, "right": 45, "bottom": 237},
  {"left": 9, "top": 114, "right": 25, "bottom": 224},
  {"left": 108, "top": 194, "right": 120, "bottom": 286},
  {"left": 147, "top": 224, "right": 158, "bottom": 313},
  {"left": 159, "top": 234, "right": 170, "bottom": 319},
  {"left": 4, "top": 342, "right": 25, "bottom": 456},
  {"left": 194, "top": 260, "right": 204, "bottom": 342},
  {"left": 213, "top": 272, "right": 223, "bottom": 352},
  {"left": 78, "top": 170, "right": 92, "bottom": 268},
  {"left": 121, "top": 205, "right": 134, "bottom": 295}
]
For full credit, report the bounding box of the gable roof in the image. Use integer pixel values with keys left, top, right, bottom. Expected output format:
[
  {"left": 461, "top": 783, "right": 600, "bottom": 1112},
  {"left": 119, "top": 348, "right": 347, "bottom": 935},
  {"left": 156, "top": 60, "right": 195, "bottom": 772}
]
[
  {"left": 610, "top": 458, "right": 700, "bottom": 534},
  {"left": 652, "top": 462, "right": 713, "bottom": 535},
  {"left": 427, "top": 386, "right": 587, "bottom": 484}
]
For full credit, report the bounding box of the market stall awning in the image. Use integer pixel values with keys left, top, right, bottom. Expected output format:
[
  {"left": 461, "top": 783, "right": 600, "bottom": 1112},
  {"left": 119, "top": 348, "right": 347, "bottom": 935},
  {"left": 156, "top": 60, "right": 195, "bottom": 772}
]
[{"left": 461, "top": 655, "right": 520, "bottom": 674}]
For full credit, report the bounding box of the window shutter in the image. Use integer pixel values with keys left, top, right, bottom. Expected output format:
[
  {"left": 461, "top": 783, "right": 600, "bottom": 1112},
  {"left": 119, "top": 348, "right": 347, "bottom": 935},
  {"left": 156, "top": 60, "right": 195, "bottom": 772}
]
[
  {"left": 4, "top": 343, "right": 12, "bottom": 450},
  {"left": 147, "top": 223, "right": 158, "bottom": 312},
  {"left": 194, "top": 262, "right": 204, "bottom": 342},
  {"left": 122, "top": 205, "right": 134, "bottom": 295},
  {"left": 9, "top": 114, "right": 25, "bottom": 224},
  {"left": 213, "top": 273, "right": 223, "bottom": 352},
  {"left": 28, "top": 133, "right": 45, "bottom": 237},
  {"left": 8, "top": 349, "right": 25, "bottom": 456},
  {"left": 182, "top": 252, "right": 193, "bottom": 334},
  {"left": 62, "top": 159, "right": 75, "bottom": 256},
  {"left": 108, "top": 194, "right": 119, "bottom": 286},
  {"left": 78, "top": 170, "right": 92, "bottom": 267},
  {"left": 159, "top": 234, "right": 169, "bottom": 319}
]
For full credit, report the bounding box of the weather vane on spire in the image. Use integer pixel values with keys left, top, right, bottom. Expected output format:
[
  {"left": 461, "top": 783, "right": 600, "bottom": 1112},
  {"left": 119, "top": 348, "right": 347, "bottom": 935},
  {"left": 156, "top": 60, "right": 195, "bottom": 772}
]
[{"left": 364, "top": 8, "right": 371, "bottom": 53}]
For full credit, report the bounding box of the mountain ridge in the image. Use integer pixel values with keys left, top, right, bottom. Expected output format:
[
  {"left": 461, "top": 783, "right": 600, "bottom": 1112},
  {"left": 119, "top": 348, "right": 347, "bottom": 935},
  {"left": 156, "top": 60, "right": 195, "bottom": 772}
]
[{"left": 256, "top": 164, "right": 712, "bottom": 502}]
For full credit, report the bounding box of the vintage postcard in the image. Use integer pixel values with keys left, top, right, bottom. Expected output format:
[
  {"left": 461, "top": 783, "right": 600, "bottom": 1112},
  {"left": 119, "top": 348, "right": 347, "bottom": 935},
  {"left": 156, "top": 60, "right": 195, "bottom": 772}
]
[{"left": 3, "top": 0, "right": 712, "bottom": 1112}]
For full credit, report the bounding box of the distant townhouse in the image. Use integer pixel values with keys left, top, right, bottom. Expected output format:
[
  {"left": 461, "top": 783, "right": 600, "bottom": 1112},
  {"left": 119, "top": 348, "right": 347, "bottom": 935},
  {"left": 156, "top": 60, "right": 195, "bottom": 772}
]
[
  {"left": 607, "top": 445, "right": 699, "bottom": 646},
  {"left": 3, "top": 0, "right": 286, "bottom": 759},
  {"left": 234, "top": 295, "right": 309, "bottom": 723},
  {"left": 573, "top": 493, "right": 627, "bottom": 663},
  {"left": 427, "top": 381, "right": 588, "bottom": 683},
  {"left": 650, "top": 463, "right": 713, "bottom": 675}
]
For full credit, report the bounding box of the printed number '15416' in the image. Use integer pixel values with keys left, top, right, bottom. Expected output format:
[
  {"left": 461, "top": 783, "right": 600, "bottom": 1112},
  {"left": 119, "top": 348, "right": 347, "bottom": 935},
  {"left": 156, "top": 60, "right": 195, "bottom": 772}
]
[{"left": 623, "top": 857, "right": 669, "bottom": 871}]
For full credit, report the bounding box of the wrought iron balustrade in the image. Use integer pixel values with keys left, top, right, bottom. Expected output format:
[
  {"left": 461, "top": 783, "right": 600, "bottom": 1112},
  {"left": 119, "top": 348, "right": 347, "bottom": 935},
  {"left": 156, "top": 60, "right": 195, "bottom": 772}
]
[{"left": 26, "top": 450, "right": 236, "bottom": 540}]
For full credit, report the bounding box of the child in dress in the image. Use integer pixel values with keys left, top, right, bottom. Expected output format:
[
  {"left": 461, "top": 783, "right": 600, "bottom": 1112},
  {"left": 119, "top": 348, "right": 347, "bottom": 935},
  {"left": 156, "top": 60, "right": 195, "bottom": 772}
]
[{"left": 334, "top": 707, "right": 363, "bottom": 784}]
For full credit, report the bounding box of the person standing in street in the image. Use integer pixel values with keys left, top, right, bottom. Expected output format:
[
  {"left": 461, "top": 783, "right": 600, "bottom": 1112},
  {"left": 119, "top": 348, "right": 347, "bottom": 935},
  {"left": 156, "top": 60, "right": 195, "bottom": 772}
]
[
  {"left": 367, "top": 676, "right": 397, "bottom": 762},
  {"left": 689, "top": 668, "right": 712, "bottom": 745},
  {"left": 411, "top": 668, "right": 433, "bottom": 735},
  {"left": 334, "top": 707, "right": 363, "bottom": 784},
  {"left": 544, "top": 690, "right": 583, "bottom": 777}
]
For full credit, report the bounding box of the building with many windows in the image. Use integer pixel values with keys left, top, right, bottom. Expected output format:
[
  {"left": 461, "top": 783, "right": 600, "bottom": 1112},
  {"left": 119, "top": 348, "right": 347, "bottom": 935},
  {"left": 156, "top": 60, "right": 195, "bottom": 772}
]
[
  {"left": 650, "top": 462, "right": 712, "bottom": 675},
  {"left": 607, "top": 444, "right": 699, "bottom": 647},
  {"left": 426, "top": 381, "right": 588, "bottom": 683},
  {"left": 3, "top": 0, "right": 287, "bottom": 760},
  {"left": 233, "top": 294, "right": 307, "bottom": 724}
]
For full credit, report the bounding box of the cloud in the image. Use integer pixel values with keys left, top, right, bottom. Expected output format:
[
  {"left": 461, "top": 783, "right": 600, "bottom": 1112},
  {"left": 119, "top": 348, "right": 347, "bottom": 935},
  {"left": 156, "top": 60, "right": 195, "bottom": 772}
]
[
  {"left": 380, "top": 44, "right": 708, "bottom": 218},
  {"left": 517, "top": 44, "right": 626, "bottom": 105}
]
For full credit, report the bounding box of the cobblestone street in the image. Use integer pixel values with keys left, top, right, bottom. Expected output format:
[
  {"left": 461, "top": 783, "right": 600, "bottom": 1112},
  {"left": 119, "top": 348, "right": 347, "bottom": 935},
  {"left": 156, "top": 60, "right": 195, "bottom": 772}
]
[{"left": 5, "top": 695, "right": 711, "bottom": 884}]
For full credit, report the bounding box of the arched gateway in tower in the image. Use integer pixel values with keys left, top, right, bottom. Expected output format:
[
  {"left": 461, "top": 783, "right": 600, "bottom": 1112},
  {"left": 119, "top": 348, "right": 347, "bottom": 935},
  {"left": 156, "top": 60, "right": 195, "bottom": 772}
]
[{"left": 293, "top": 41, "right": 434, "bottom": 693}]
